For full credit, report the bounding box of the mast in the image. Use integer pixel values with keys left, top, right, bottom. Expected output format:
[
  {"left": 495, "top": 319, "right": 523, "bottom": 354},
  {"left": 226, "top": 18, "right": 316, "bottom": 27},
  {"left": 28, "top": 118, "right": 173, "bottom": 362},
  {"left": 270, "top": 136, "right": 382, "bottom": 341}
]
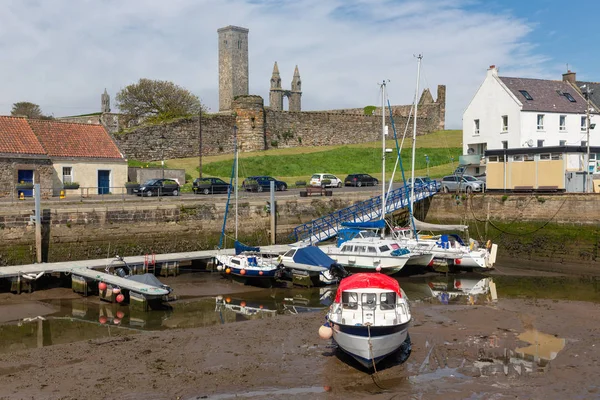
[
  {"left": 234, "top": 125, "right": 239, "bottom": 240},
  {"left": 409, "top": 55, "right": 422, "bottom": 222},
  {"left": 381, "top": 80, "right": 387, "bottom": 232}
]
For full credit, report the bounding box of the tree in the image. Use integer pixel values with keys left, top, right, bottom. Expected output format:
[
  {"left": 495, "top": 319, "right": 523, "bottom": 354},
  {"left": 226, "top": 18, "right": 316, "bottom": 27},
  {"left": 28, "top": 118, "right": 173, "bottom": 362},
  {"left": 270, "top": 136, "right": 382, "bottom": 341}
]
[
  {"left": 116, "top": 79, "right": 204, "bottom": 123},
  {"left": 11, "top": 102, "right": 44, "bottom": 119}
]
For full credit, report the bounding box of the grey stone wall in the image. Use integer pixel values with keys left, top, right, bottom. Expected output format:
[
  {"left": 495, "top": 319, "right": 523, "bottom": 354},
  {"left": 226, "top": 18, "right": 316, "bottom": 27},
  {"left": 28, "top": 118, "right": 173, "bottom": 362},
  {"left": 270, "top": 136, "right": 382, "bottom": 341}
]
[
  {"left": 57, "top": 113, "right": 127, "bottom": 134},
  {"left": 0, "top": 157, "right": 54, "bottom": 197}
]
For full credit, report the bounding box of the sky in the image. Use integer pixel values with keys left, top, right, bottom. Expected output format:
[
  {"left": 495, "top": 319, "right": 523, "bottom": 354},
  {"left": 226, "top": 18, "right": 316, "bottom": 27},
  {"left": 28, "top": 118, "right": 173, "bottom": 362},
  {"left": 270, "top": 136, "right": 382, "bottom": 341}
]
[{"left": 1, "top": 0, "right": 598, "bottom": 129}]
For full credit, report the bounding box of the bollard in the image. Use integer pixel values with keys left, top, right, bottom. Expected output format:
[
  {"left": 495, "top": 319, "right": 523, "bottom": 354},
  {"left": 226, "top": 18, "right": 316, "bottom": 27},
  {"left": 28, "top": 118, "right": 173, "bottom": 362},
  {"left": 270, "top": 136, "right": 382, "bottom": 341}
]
[
  {"left": 19, "top": 192, "right": 24, "bottom": 200},
  {"left": 60, "top": 190, "right": 65, "bottom": 199}
]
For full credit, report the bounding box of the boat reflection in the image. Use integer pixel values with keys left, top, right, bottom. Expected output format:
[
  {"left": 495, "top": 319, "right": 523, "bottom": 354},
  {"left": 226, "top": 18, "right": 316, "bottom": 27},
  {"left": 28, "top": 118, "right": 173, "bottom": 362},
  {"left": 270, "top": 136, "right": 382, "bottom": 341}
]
[{"left": 425, "top": 275, "right": 497, "bottom": 305}]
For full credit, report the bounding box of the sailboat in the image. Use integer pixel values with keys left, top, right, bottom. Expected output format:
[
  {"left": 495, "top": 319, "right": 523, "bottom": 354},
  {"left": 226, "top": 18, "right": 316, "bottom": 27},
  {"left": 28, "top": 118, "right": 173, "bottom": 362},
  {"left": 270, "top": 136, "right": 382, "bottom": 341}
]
[
  {"left": 215, "top": 126, "right": 282, "bottom": 287},
  {"left": 319, "top": 81, "right": 415, "bottom": 275},
  {"left": 389, "top": 55, "right": 497, "bottom": 271}
]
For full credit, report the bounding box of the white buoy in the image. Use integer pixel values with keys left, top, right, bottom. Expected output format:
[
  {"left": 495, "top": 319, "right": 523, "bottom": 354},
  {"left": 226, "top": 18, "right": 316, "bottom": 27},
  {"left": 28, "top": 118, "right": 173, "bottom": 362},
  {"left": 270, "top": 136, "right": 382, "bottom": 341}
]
[
  {"left": 318, "top": 324, "right": 333, "bottom": 339},
  {"left": 376, "top": 266, "right": 382, "bottom": 272},
  {"left": 217, "top": 265, "right": 223, "bottom": 272}
]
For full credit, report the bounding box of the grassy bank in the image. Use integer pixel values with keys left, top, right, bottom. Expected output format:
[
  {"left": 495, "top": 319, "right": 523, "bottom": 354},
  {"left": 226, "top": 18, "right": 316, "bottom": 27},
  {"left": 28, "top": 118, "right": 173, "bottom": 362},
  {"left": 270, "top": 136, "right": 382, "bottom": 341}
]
[{"left": 167, "top": 130, "right": 462, "bottom": 185}]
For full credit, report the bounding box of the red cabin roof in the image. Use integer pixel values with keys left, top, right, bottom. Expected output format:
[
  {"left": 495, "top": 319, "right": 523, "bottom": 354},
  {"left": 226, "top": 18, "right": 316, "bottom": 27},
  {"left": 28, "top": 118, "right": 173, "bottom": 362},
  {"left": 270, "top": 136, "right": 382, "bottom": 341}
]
[{"left": 334, "top": 273, "right": 401, "bottom": 303}]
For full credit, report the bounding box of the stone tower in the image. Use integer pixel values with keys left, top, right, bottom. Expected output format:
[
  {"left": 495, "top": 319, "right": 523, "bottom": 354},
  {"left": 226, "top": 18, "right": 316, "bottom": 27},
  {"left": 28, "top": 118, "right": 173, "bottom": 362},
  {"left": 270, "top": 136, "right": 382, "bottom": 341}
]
[
  {"left": 269, "top": 62, "right": 284, "bottom": 111},
  {"left": 218, "top": 25, "right": 249, "bottom": 112},
  {"left": 101, "top": 89, "right": 110, "bottom": 113},
  {"left": 289, "top": 65, "right": 302, "bottom": 112}
]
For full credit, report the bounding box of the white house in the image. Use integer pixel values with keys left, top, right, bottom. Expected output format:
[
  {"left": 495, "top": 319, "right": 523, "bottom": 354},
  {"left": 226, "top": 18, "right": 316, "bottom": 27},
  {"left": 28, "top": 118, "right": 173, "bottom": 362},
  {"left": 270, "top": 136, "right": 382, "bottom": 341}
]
[{"left": 462, "top": 65, "right": 600, "bottom": 192}]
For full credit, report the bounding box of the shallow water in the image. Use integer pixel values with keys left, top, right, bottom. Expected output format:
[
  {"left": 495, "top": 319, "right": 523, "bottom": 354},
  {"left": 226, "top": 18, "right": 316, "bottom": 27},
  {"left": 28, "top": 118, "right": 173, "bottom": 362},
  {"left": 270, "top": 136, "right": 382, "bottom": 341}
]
[{"left": 0, "top": 272, "right": 598, "bottom": 354}]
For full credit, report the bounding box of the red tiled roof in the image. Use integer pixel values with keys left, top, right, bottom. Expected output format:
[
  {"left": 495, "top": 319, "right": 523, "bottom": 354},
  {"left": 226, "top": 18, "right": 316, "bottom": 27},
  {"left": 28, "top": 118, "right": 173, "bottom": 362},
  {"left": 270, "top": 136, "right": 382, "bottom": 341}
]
[
  {"left": 0, "top": 116, "right": 46, "bottom": 155},
  {"left": 27, "top": 119, "right": 124, "bottom": 159}
]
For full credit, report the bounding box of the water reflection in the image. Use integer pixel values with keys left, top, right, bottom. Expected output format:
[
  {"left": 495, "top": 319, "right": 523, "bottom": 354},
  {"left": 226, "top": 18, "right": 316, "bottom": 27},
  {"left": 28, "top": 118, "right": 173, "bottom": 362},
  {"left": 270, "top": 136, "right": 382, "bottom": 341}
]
[{"left": 401, "top": 274, "right": 497, "bottom": 305}]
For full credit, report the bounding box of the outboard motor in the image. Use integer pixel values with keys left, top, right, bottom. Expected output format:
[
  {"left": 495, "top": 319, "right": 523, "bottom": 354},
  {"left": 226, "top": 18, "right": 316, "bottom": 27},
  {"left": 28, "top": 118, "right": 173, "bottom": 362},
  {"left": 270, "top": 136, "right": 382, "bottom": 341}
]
[{"left": 330, "top": 263, "right": 350, "bottom": 279}]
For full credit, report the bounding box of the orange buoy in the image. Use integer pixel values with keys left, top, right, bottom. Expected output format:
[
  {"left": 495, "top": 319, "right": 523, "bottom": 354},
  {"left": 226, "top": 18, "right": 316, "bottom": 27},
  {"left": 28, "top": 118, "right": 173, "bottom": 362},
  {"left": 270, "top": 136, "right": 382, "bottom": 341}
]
[
  {"left": 225, "top": 268, "right": 231, "bottom": 274},
  {"left": 225, "top": 297, "right": 231, "bottom": 303},
  {"left": 240, "top": 301, "right": 247, "bottom": 307},
  {"left": 259, "top": 271, "right": 264, "bottom": 276},
  {"left": 116, "top": 294, "right": 125, "bottom": 303},
  {"left": 259, "top": 305, "right": 263, "bottom": 309},
  {"left": 455, "top": 258, "right": 462, "bottom": 265},
  {"left": 240, "top": 269, "right": 246, "bottom": 275},
  {"left": 98, "top": 282, "right": 107, "bottom": 291},
  {"left": 116, "top": 311, "right": 125, "bottom": 319},
  {"left": 99, "top": 316, "right": 108, "bottom": 324}
]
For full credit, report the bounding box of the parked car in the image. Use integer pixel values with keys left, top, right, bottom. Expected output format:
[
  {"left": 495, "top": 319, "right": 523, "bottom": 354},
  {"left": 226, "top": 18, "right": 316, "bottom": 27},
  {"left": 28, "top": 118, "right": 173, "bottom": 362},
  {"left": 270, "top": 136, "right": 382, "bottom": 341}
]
[
  {"left": 344, "top": 174, "right": 379, "bottom": 187},
  {"left": 309, "top": 173, "right": 343, "bottom": 188},
  {"left": 193, "top": 177, "right": 231, "bottom": 195},
  {"left": 242, "top": 176, "right": 287, "bottom": 192},
  {"left": 135, "top": 179, "right": 180, "bottom": 197},
  {"left": 441, "top": 175, "right": 485, "bottom": 193},
  {"left": 408, "top": 176, "right": 441, "bottom": 191}
]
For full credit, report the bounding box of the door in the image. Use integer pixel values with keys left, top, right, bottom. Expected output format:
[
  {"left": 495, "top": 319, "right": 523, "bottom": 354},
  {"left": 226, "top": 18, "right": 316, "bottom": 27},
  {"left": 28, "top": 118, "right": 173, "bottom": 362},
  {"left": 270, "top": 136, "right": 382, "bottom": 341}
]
[
  {"left": 17, "top": 169, "right": 34, "bottom": 197},
  {"left": 98, "top": 170, "right": 110, "bottom": 194}
]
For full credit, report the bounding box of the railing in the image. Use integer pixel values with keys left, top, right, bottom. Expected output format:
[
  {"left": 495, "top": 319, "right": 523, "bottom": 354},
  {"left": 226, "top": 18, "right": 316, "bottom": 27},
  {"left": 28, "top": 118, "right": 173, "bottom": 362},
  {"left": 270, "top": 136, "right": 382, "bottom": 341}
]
[{"left": 289, "top": 181, "right": 438, "bottom": 244}]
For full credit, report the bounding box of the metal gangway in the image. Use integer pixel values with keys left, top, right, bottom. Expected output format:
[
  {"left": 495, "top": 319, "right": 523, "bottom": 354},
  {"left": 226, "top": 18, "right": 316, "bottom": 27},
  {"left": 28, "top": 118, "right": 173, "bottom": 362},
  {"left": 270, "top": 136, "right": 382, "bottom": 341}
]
[{"left": 289, "top": 182, "right": 438, "bottom": 245}]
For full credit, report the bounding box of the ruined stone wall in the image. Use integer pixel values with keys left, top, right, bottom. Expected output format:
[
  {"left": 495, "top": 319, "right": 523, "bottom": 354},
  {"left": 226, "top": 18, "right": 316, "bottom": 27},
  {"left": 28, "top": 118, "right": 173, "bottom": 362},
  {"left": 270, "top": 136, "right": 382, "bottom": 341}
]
[{"left": 57, "top": 113, "right": 126, "bottom": 134}]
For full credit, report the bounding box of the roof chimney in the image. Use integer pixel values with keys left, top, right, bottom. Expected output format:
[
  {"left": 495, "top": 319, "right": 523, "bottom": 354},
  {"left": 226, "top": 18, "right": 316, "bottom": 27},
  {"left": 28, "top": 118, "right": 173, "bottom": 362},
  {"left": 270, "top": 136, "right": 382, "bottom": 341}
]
[
  {"left": 487, "top": 65, "right": 498, "bottom": 77},
  {"left": 562, "top": 70, "right": 576, "bottom": 84}
]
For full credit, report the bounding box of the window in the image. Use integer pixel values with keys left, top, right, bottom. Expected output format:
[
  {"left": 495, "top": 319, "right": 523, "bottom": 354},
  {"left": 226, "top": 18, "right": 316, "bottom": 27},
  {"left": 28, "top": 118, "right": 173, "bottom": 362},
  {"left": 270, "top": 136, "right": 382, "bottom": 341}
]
[
  {"left": 559, "top": 115, "right": 566, "bottom": 131},
  {"left": 501, "top": 115, "right": 509, "bottom": 132},
  {"left": 474, "top": 119, "right": 480, "bottom": 135},
  {"left": 342, "top": 292, "right": 358, "bottom": 309},
  {"left": 537, "top": 140, "right": 544, "bottom": 147},
  {"left": 559, "top": 140, "right": 567, "bottom": 146},
  {"left": 362, "top": 293, "right": 377, "bottom": 309},
  {"left": 513, "top": 155, "right": 523, "bottom": 162},
  {"left": 564, "top": 93, "right": 576, "bottom": 102},
  {"left": 62, "top": 167, "right": 73, "bottom": 183},
  {"left": 582, "top": 141, "right": 587, "bottom": 147},
  {"left": 378, "top": 245, "right": 390, "bottom": 252},
  {"left": 367, "top": 246, "right": 377, "bottom": 254},
  {"left": 540, "top": 153, "right": 550, "bottom": 160},
  {"left": 524, "top": 154, "right": 535, "bottom": 161},
  {"left": 380, "top": 293, "right": 396, "bottom": 310},
  {"left": 551, "top": 153, "right": 562, "bottom": 160},
  {"left": 502, "top": 140, "right": 508, "bottom": 149},
  {"left": 581, "top": 116, "right": 588, "bottom": 131},
  {"left": 488, "top": 156, "right": 498, "bottom": 162},
  {"left": 537, "top": 114, "right": 544, "bottom": 130},
  {"left": 519, "top": 90, "right": 533, "bottom": 100}
]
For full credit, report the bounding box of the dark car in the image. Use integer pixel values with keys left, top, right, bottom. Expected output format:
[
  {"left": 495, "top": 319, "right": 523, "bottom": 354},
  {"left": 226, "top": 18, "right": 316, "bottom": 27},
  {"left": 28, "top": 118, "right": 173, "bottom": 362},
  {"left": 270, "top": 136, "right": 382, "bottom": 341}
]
[
  {"left": 135, "top": 178, "right": 180, "bottom": 197},
  {"left": 241, "top": 176, "right": 287, "bottom": 192},
  {"left": 344, "top": 174, "right": 379, "bottom": 187},
  {"left": 193, "top": 177, "right": 231, "bottom": 195}
]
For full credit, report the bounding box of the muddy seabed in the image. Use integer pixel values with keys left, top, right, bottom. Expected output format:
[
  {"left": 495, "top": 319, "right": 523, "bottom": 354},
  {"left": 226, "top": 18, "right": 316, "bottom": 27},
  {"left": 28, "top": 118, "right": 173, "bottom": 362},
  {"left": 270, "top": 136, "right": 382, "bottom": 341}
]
[{"left": 1, "top": 269, "right": 600, "bottom": 400}]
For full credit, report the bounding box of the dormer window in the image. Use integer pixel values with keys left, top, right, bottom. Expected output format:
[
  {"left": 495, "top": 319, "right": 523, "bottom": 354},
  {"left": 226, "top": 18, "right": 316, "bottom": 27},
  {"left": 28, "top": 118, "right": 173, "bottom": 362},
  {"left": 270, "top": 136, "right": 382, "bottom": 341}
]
[
  {"left": 519, "top": 90, "right": 533, "bottom": 100},
  {"left": 563, "top": 93, "right": 576, "bottom": 102}
]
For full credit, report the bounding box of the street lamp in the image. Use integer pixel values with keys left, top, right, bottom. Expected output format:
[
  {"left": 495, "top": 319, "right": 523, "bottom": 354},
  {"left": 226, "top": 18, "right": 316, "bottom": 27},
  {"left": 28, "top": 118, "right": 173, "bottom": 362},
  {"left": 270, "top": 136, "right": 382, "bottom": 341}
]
[
  {"left": 425, "top": 154, "right": 430, "bottom": 177},
  {"left": 160, "top": 133, "right": 166, "bottom": 179}
]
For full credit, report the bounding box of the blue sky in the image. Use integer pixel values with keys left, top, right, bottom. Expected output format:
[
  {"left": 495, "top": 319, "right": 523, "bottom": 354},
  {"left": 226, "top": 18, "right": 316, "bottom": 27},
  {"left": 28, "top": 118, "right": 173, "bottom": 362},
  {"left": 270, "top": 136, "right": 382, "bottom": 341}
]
[{"left": 0, "top": 0, "right": 597, "bottom": 128}]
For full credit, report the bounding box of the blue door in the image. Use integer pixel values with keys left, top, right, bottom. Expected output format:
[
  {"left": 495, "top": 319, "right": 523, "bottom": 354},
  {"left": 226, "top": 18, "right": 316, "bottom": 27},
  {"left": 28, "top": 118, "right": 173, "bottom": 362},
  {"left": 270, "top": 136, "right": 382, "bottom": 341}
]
[
  {"left": 98, "top": 170, "right": 110, "bottom": 194},
  {"left": 17, "top": 170, "right": 34, "bottom": 197}
]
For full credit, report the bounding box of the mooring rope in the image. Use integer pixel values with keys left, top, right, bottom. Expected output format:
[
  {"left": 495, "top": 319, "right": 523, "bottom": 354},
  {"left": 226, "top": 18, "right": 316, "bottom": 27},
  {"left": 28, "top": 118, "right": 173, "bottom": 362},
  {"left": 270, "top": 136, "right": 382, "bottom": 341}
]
[{"left": 367, "top": 324, "right": 386, "bottom": 389}]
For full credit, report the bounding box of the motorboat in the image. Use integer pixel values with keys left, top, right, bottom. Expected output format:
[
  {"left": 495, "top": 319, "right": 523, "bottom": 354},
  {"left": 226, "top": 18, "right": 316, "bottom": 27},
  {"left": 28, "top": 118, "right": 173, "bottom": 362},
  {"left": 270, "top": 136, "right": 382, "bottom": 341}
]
[
  {"left": 322, "top": 273, "right": 412, "bottom": 369},
  {"left": 216, "top": 242, "right": 282, "bottom": 287},
  {"left": 277, "top": 245, "right": 348, "bottom": 286}
]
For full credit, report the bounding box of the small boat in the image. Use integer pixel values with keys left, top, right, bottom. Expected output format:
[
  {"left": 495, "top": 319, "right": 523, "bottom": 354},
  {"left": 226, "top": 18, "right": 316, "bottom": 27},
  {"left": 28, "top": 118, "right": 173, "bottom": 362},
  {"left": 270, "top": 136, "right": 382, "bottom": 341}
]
[
  {"left": 277, "top": 245, "right": 348, "bottom": 286},
  {"left": 322, "top": 273, "right": 412, "bottom": 369},
  {"left": 216, "top": 242, "right": 281, "bottom": 287}
]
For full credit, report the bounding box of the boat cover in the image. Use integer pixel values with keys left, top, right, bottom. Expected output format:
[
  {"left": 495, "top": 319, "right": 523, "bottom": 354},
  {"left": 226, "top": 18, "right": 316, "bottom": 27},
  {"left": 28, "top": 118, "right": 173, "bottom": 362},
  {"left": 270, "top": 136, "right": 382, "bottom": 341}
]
[
  {"left": 293, "top": 246, "right": 335, "bottom": 268},
  {"left": 341, "top": 220, "right": 386, "bottom": 230},
  {"left": 414, "top": 218, "right": 468, "bottom": 232},
  {"left": 127, "top": 273, "right": 171, "bottom": 292},
  {"left": 335, "top": 273, "right": 400, "bottom": 302},
  {"left": 235, "top": 240, "right": 260, "bottom": 255}
]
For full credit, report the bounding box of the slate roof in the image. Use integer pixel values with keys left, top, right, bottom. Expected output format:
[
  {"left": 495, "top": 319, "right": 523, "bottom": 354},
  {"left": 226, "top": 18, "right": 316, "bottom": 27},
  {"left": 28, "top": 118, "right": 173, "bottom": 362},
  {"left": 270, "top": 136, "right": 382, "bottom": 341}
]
[
  {"left": 0, "top": 116, "right": 47, "bottom": 156},
  {"left": 27, "top": 119, "right": 124, "bottom": 159},
  {"left": 499, "top": 77, "right": 589, "bottom": 113},
  {"left": 576, "top": 81, "right": 600, "bottom": 111}
]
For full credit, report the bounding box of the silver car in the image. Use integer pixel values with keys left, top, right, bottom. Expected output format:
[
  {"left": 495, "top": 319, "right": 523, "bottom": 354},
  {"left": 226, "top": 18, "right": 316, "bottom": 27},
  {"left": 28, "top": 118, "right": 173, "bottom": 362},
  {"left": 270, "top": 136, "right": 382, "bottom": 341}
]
[{"left": 441, "top": 175, "right": 485, "bottom": 193}]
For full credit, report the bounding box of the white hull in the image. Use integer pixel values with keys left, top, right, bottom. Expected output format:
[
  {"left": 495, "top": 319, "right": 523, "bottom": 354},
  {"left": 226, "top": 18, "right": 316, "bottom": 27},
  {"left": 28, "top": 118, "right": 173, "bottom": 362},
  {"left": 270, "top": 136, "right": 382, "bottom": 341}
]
[
  {"left": 332, "top": 325, "right": 409, "bottom": 368},
  {"left": 405, "top": 252, "right": 434, "bottom": 267}
]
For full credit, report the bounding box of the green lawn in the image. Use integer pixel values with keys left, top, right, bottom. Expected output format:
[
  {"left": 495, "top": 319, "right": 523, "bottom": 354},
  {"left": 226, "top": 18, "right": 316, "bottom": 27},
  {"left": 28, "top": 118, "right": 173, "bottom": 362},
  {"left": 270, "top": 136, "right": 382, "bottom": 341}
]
[{"left": 164, "top": 129, "right": 462, "bottom": 185}]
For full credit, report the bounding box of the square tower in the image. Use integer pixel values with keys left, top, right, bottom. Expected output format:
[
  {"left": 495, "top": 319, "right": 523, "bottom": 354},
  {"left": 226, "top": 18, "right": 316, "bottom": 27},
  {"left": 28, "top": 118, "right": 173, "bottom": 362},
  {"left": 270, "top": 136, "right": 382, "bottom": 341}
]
[{"left": 218, "top": 25, "right": 249, "bottom": 112}]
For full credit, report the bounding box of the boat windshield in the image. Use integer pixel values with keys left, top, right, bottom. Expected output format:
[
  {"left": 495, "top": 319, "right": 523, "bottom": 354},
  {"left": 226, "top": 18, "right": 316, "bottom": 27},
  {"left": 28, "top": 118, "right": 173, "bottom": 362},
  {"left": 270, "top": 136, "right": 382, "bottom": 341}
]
[{"left": 359, "top": 230, "right": 379, "bottom": 238}]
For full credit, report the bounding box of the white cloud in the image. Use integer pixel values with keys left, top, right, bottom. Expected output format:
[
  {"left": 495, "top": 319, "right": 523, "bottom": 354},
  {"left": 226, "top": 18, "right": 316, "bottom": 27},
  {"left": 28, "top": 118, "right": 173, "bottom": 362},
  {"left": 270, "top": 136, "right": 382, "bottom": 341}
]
[{"left": 0, "top": 0, "right": 547, "bottom": 127}]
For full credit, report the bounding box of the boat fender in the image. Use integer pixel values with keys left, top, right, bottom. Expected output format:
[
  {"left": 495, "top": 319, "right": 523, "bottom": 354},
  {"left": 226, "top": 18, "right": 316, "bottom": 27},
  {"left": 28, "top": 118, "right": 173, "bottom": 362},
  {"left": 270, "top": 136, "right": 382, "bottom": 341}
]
[
  {"left": 318, "top": 323, "right": 333, "bottom": 339},
  {"left": 277, "top": 255, "right": 283, "bottom": 264},
  {"left": 486, "top": 240, "right": 492, "bottom": 249}
]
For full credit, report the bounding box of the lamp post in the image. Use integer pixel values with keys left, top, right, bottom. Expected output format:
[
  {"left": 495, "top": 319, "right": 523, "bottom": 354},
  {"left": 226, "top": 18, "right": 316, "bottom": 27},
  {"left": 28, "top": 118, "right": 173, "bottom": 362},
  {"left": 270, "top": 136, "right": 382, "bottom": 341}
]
[
  {"left": 160, "top": 133, "right": 166, "bottom": 179},
  {"left": 198, "top": 108, "right": 203, "bottom": 179},
  {"left": 580, "top": 85, "right": 593, "bottom": 193},
  {"left": 425, "top": 154, "right": 430, "bottom": 177}
]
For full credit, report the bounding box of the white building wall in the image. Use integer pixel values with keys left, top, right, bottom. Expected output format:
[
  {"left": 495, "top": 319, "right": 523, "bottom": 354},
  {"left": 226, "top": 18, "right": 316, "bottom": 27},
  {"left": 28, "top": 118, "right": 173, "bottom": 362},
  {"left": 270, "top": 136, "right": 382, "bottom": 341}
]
[
  {"left": 51, "top": 160, "right": 128, "bottom": 191},
  {"left": 520, "top": 112, "right": 592, "bottom": 148},
  {"left": 463, "top": 67, "right": 522, "bottom": 154}
]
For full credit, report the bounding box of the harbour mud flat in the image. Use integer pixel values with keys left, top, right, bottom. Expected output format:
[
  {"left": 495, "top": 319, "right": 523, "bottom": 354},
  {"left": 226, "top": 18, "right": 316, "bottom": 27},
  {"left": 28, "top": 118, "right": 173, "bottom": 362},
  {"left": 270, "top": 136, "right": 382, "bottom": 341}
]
[{"left": 0, "top": 268, "right": 599, "bottom": 399}]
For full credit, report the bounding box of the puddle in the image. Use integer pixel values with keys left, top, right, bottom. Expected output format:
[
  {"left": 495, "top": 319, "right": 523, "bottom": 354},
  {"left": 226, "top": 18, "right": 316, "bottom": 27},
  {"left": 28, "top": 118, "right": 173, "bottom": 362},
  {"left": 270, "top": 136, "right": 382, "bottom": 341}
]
[
  {"left": 0, "top": 273, "right": 597, "bottom": 354},
  {"left": 188, "top": 386, "right": 327, "bottom": 399}
]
